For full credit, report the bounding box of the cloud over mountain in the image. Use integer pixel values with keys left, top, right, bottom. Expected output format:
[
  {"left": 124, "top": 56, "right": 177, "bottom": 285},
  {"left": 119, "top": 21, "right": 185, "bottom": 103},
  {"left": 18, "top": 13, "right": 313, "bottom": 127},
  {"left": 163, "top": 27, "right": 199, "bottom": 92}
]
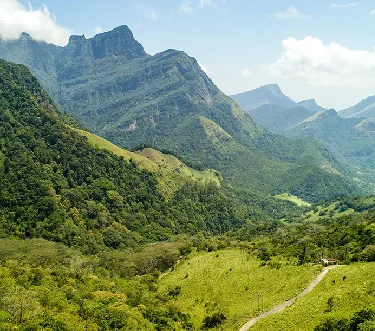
[
  {"left": 267, "top": 36, "right": 375, "bottom": 87},
  {"left": 0, "top": 0, "right": 71, "bottom": 46}
]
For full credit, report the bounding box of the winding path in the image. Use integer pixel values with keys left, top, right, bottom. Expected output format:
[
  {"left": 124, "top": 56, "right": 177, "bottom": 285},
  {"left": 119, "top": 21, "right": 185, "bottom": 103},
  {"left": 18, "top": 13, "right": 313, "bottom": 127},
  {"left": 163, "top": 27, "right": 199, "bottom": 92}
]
[{"left": 239, "top": 265, "right": 339, "bottom": 331}]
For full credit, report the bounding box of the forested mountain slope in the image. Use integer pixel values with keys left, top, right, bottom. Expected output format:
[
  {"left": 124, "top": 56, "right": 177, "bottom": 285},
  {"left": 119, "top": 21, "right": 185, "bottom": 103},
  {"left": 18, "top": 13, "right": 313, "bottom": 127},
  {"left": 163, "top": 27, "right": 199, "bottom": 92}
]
[
  {"left": 0, "top": 59, "right": 258, "bottom": 252},
  {"left": 0, "top": 26, "right": 362, "bottom": 202}
]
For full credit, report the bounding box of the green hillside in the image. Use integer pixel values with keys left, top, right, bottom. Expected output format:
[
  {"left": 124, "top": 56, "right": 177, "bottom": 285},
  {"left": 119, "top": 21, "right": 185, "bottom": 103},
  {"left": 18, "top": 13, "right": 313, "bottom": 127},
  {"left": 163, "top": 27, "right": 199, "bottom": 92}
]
[
  {"left": 159, "top": 249, "right": 321, "bottom": 331},
  {"left": 251, "top": 263, "right": 375, "bottom": 331},
  {"left": 72, "top": 127, "right": 220, "bottom": 197},
  {"left": 0, "top": 59, "right": 254, "bottom": 252},
  {"left": 0, "top": 26, "right": 362, "bottom": 203}
]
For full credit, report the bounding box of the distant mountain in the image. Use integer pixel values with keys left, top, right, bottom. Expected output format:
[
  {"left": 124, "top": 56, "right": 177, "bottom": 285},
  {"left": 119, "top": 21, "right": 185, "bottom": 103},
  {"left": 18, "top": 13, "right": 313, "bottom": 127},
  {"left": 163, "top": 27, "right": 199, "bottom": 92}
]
[
  {"left": 297, "top": 99, "right": 327, "bottom": 113},
  {"left": 0, "top": 26, "right": 362, "bottom": 202},
  {"left": 339, "top": 96, "right": 375, "bottom": 119},
  {"left": 231, "top": 84, "right": 297, "bottom": 111},
  {"left": 249, "top": 105, "right": 314, "bottom": 133},
  {"left": 246, "top": 102, "right": 375, "bottom": 187}
]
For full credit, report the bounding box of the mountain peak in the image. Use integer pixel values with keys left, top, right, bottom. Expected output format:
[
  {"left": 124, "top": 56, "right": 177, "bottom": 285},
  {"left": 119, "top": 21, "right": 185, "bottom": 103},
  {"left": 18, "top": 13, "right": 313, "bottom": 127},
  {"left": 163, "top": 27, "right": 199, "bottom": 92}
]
[
  {"left": 297, "top": 99, "right": 326, "bottom": 113},
  {"left": 91, "top": 25, "right": 147, "bottom": 60},
  {"left": 68, "top": 34, "right": 86, "bottom": 43},
  {"left": 260, "top": 84, "right": 283, "bottom": 95},
  {"left": 231, "top": 84, "right": 296, "bottom": 111},
  {"left": 20, "top": 32, "right": 32, "bottom": 40}
]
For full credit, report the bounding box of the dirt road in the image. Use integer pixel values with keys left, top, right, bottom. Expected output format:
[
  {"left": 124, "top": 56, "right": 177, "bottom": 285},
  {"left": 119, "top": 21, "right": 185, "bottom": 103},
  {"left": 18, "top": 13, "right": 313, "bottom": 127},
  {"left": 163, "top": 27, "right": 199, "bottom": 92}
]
[{"left": 239, "top": 265, "right": 339, "bottom": 331}]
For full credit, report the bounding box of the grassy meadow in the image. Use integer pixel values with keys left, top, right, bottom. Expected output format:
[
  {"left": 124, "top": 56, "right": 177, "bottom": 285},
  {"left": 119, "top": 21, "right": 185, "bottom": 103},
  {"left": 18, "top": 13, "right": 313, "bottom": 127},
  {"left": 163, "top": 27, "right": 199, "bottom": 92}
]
[
  {"left": 275, "top": 193, "right": 311, "bottom": 207},
  {"left": 251, "top": 263, "right": 375, "bottom": 331},
  {"left": 159, "top": 249, "right": 321, "bottom": 330},
  {"left": 73, "top": 127, "right": 220, "bottom": 196}
]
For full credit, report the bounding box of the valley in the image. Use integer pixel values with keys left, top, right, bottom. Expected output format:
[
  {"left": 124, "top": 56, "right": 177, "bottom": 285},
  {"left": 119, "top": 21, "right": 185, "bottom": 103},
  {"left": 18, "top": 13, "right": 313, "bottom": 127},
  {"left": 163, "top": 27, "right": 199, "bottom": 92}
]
[{"left": 0, "top": 4, "right": 375, "bottom": 330}]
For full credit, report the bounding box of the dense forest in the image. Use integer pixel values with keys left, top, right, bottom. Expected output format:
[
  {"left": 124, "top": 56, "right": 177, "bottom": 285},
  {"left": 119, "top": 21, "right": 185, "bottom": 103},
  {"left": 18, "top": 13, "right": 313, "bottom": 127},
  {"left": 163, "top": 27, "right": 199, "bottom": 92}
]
[
  {"left": 0, "top": 59, "right": 262, "bottom": 253},
  {"left": 1, "top": 30, "right": 375, "bottom": 331}
]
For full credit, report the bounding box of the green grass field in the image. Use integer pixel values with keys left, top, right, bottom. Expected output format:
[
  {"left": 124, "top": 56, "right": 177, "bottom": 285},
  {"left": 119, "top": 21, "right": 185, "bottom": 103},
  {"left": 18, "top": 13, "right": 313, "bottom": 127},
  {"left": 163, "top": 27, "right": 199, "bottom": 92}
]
[
  {"left": 72, "top": 128, "right": 220, "bottom": 196},
  {"left": 275, "top": 193, "right": 311, "bottom": 207},
  {"left": 303, "top": 202, "right": 354, "bottom": 222},
  {"left": 251, "top": 263, "right": 375, "bottom": 331},
  {"left": 159, "top": 249, "right": 321, "bottom": 330}
]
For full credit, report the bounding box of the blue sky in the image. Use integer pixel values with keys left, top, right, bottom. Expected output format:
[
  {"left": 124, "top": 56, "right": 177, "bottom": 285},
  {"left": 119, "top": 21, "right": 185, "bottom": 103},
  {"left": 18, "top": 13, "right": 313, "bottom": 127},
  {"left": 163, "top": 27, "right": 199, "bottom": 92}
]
[{"left": 3, "top": 0, "right": 375, "bottom": 109}]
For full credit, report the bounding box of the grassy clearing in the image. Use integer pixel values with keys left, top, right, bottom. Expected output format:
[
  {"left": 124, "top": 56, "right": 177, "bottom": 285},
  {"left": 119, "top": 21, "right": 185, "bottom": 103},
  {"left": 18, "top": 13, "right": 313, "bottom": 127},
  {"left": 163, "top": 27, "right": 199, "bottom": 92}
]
[
  {"left": 136, "top": 148, "right": 220, "bottom": 187},
  {"left": 72, "top": 128, "right": 220, "bottom": 196},
  {"left": 303, "top": 202, "right": 354, "bottom": 222},
  {"left": 159, "top": 249, "right": 321, "bottom": 330},
  {"left": 251, "top": 263, "right": 375, "bottom": 331},
  {"left": 275, "top": 193, "right": 311, "bottom": 207}
]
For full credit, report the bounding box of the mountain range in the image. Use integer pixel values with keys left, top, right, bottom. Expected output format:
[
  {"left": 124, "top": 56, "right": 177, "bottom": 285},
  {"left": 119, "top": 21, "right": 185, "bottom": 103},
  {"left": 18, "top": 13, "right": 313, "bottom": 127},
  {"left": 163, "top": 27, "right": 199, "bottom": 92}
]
[
  {"left": 232, "top": 85, "right": 375, "bottom": 188},
  {"left": 339, "top": 95, "right": 375, "bottom": 119},
  {"left": 0, "top": 26, "right": 363, "bottom": 202}
]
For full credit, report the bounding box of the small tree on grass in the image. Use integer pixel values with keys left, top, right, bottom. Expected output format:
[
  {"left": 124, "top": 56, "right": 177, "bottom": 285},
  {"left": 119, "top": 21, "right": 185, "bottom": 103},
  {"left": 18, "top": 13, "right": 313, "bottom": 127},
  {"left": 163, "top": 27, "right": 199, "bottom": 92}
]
[
  {"left": 326, "top": 296, "right": 334, "bottom": 312},
  {"left": 202, "top": 312, "right": 226, "bottom": 329}
]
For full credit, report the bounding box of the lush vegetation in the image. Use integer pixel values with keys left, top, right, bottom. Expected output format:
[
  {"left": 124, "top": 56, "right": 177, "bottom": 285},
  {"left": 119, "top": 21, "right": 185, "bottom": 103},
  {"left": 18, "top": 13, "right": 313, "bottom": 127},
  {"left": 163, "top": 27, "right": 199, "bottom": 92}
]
[
  {"left": 251, "top": 264, "right": 375, "bottom": 331},
  {"left": 73, "top": 127, "right": 220, "bottom": 197},
  {"left": 0, "top": 26, "right": 362, "bottom": 203},
  {"left": 0, "top": 238, "right": 199, "bottom": 330},
  {"left": 0, "top": 59, "right": 253, "bottom": 253},
  {"left": 159, "top": 249, "right": 320, "bottom": 330},
  {"left": 236, "top": 197, "right": 375, "bottom": 265},
  {"left": 234, "top": 88, "right": 375, "bottom": 191},
  {"left": 2, "top": 29, "right": 375, "bottom": 331}
]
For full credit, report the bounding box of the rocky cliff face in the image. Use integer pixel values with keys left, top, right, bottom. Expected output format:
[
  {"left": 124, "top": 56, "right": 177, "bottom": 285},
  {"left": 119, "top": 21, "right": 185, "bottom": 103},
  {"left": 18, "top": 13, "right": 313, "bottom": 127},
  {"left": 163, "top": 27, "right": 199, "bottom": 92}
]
[{"left": 91, "top": 25, "right": 147, "bottom": 60}]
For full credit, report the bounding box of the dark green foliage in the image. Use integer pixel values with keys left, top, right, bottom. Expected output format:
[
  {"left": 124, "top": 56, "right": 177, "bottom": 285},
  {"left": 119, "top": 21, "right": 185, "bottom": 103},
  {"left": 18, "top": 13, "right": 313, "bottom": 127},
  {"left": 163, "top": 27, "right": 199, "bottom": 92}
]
[
  {"left": 314, "top": 318, "right": 350, "bottom": 331},
  {"left": 0, "top": 58, "right": 254, "bottom": 251},
  {"left": 236, "top": 197, "right": 375, "bottom": 264},
  {"left": 202, "top": 312, "right": 226, "bottom": 329},
  {"left": 314, "top": 309, "right": 375, "bottom": 331},
  {"left": 0, "top": 26, "right": 362, "bottom": 203},
  {"left": 0, "top": 238, "right": 195, "bottom": 331},
  {"left": 350, "top": 309, "right": 375, "bottom": 330}
]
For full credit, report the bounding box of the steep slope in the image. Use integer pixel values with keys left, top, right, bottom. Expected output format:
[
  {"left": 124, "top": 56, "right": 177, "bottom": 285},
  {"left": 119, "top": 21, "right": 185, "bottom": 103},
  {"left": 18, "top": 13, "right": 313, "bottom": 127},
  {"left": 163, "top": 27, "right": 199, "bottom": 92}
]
[
  {"left": 339, "top": 95, "right": 375, "bottom": 119},
  {"left": 231, "top": 84, "right": 296, "bottom": 111},
  {"left": 0, "top": 27, "right": 362, "bottom": 202},
  {"left": 72, "top": 127, "right": 221, "bottom": 197},
  {"left": 0, "top": 59, "right": 255, "bottom": 251}
]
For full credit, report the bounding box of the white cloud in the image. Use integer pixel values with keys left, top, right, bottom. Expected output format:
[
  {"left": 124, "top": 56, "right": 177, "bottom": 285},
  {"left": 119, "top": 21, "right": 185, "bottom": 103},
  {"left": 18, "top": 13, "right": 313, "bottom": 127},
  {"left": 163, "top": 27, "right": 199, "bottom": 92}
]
[
  {"left": 275, "top": 6, "right": 312, "bottom": 20},
  {"left": 241, "top": 69, "right": 253, "bottom": 77},
  {"left": 266, "top": 36, "right": 375, "bottom": 87},
  {"left": 147, "top": 10, "right": 158, "bottom": 20},
  {"left": 131, "top": 2, "right": 158, "bottom": 20},
  {"left": 370, "top": 9, "right": 375, "bottom": 15},
  {"left": 198, "top": 0, "right": 218, "bottom": 7},
  {"left": 95, "top": 26, "right": 104, "bottom": 34},
  {"left": 330, "top": 2, "right": 359, "bottom": 8},
  {"left": 179, "top": 0, "right": 220, "bottom": 13},
  {"left": 179, "top": 1, "right": 194, "bottom": 13},
  {"left": 0, "top": 0, "right": 71, "bottom": 46}
]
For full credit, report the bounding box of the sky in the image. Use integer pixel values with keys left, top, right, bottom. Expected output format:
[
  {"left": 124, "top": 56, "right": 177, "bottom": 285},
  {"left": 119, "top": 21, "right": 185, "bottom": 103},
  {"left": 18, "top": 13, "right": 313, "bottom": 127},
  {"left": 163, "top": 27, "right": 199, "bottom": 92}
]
[{"left": 1, "top": 0, "right": 375, "bottom": 110}]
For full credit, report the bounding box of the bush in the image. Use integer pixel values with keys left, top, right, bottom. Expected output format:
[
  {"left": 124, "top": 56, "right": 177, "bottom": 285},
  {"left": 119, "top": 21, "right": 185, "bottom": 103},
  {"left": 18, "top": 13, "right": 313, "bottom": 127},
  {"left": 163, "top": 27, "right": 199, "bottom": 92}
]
[
  {"left": 314, "top": 318, "right": 350, "bottom": 331},
  {"left": 202, "top": 312, "right": 226, "bottom": 329},
  {"left": 361, "top": 245, "right": 375, "bottom": 262}
]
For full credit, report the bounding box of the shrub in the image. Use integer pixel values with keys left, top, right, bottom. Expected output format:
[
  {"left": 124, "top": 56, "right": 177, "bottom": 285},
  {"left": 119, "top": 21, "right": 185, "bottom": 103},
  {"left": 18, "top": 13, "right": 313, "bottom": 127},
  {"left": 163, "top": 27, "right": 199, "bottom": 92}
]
[{"left": 202, "top": 312, "right": 226, "bottom": 329}]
